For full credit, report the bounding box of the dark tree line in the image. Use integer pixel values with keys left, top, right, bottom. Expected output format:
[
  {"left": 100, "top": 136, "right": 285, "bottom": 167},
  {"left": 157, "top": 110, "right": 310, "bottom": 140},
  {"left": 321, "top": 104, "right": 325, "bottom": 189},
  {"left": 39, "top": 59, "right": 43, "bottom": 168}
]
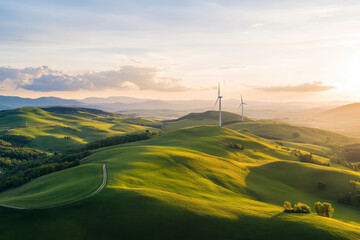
[
  {"left": 293, "top": 150, "right": 330, "bottom": 167},
  {"left": 84, "top": 130, "right": 159, "bottom": 150},
  {"left": 0, "top": 134, "right": 34, "bottom": 146}
]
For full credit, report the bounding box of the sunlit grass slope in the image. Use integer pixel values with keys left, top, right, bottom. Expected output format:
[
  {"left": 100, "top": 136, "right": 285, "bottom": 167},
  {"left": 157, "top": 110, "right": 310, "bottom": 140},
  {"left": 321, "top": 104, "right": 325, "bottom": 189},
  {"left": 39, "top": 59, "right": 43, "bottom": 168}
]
[
  {"left": 0, "top": 163, "right": 103, "bottom": 208},
  {"left": 1, "top": 126, "right": 360, "bottom": 239},
  {"left": 0, "top": 107, "right": 162, "bottom": 151}
]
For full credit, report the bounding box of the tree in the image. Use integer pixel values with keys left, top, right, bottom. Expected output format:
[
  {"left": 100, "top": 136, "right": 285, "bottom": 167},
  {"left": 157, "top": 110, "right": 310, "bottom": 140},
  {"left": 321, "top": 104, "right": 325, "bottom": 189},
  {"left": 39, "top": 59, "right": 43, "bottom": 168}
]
[
  {"left": 283, "top": 201, "right": 292, "bottom": 212},
  {"left": 283, "top": 201, "right": 311, "bottom": 213},
  {"left": 315, "top": 202, "right": 334, "bottom": 217},
  {"left": 321, "top": 202, "right": 334, "bottom": 217},
  {"left": 293, "top": 202, "right": 311, "bottom": 213}
]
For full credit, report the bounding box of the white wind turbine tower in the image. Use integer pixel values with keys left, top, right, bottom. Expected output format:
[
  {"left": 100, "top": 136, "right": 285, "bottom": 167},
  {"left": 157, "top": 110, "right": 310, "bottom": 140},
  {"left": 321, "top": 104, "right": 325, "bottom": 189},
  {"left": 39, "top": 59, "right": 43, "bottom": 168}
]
[
  {"left": 213, "top": 83, "right": 223, "bottom": 127},
  {"left": 239, "top": 95, "right": 247, "bottom": 122}
]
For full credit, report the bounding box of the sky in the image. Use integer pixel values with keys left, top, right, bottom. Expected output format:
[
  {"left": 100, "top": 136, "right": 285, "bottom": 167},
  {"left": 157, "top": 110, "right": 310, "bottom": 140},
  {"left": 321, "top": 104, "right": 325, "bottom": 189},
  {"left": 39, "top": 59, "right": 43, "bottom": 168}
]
[{"left": 1, "top": 0, "right": 360, "bottom": 102}]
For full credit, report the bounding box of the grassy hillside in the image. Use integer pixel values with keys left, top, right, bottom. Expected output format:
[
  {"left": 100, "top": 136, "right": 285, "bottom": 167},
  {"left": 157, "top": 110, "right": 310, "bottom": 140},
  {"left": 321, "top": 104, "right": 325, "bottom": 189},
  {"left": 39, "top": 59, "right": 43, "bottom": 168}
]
[
  {"left": 166, "top": 111, "right": 358, "bottom": 147},
  {"left": 1, "top": 126, "right": 360, "bottom": 239},
  {"left": 0, "top": 107, "right": 163, "bottom": 152},
  {"left": 165, "top": 110, "right": 251, "bottom": 131}
]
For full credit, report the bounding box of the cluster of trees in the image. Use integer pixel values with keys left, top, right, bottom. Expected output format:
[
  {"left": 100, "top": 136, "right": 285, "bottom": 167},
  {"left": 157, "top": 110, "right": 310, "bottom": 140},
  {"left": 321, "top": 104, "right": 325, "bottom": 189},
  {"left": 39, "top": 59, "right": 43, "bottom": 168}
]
[
  {"left": 338, "top": 180, "right": 360, "bottom": 207},
  {"left": 226, "top": 141, "right": 245, "bottom": 150},
  {"left": 85, "top": 130, "right": 159, "bottom": 150},
  {"left": 283, "top": 201, "right": 311, "bottom": 213},
  {"left": 0, "top": 142, "right": 46, "bottom": 172},
  {"left": 0, "top": 134, "right": 34, "bottom": 146},
  {"left": 330, "top": 144, "right": 360, "bottom": 171},
  {"left": 331, "top": 156, "right": 360, "bottom": 171},
  {"left": 293, "top": 151, "right": 330, "bottom": 167},
  {"left": 0, "top": 160, "right": 80, "bottom": 190},
  {"left": 283, "top": 201, "right": 334, "bottom": 217},
  {"left": 0, "top": 145, "right": 43, "bottom": 160},
  {"left": 315, "top": 202, "right": 334, "bottom": 217}
]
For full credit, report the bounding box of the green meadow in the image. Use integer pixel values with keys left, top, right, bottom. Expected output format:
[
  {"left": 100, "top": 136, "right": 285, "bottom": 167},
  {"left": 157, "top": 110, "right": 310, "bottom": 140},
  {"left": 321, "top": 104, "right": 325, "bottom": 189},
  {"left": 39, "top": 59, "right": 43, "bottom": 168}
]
[{"left": 1, "top": 111, "right": 360, "bottom": 239}]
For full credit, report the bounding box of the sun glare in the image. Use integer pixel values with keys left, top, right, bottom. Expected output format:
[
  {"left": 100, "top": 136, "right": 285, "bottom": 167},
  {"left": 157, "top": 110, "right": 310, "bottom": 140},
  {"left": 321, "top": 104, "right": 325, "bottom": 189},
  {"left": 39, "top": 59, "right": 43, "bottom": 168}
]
[{"left": 338, "top": 53, "right": 360, "bottom": 90}]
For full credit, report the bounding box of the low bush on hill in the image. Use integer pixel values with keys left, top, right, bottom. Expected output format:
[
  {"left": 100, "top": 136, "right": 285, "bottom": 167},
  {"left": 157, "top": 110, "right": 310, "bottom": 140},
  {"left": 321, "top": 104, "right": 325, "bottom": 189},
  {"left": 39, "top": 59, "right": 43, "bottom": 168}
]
[
  {"left": 283, "top": 201, "right": 311, "bottom": 213},
  {"left": 225, "top": 141, "right": 245, "bottom": 150},
  {"left": 292, "top": 132, "right": 301, "bottom": 138},
  {"left": 315, "top": 202, "right": 334, "bottom": 217}
]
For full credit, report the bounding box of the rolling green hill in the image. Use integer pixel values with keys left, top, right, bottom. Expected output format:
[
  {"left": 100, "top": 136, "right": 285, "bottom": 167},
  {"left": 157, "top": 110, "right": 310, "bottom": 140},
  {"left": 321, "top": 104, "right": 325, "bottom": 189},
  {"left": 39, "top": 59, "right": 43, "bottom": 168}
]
[
  {"left": 166, "top": 111, "right": 358, "bottom": 148},
  {"left": 0, "top": 107, "right": 163, "bottom": 152},
  {"left": 1, "top": 126, "right": 360, "bottom": 239},
  {"left": 165, "top": 110, "right": 252, "bottom": 131}
]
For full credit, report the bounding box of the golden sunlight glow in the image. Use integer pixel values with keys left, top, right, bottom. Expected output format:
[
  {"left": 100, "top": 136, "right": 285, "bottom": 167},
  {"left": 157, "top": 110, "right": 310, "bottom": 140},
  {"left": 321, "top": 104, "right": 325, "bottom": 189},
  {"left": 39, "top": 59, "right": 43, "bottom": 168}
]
[{"left": 337, "top": 52, "right": 360, "bottom": 90}]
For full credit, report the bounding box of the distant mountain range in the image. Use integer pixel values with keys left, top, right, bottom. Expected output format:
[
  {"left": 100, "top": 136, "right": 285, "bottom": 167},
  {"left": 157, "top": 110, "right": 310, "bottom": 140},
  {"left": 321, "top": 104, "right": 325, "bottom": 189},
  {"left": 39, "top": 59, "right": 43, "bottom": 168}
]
[
  {"left": 0, "top": 96, "right": 86, "bottom": 110},
  {"left": 0, "top": 95, "right": 351, "bottom": 121},
  {"left": 302, "top": 103, "right": 360, "bottom": 136}
]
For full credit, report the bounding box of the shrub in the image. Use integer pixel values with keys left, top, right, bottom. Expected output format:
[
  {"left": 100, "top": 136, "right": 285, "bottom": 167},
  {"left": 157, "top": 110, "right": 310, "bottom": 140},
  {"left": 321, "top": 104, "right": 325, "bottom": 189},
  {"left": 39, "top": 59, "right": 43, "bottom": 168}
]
[
  {"left": 283, "top": 201, "right": 292, "bottom": 212},
  {"left": 293, "top": 202, "right": 311, "bottom": 213},
  {"left": 226, "top": 141, "right": 244, "bottom": 150},
  {"left": 315, "top": 202, "right": 334, "bottom": 217},
  {"left": 293, "top": 132, "right": 301, "bottom": 138},
  {"left": 283, "top": 201, "right": 311, "bottom": 214},
  {"left": 317, "top": 182, "right": 326, "bottom": 190}
]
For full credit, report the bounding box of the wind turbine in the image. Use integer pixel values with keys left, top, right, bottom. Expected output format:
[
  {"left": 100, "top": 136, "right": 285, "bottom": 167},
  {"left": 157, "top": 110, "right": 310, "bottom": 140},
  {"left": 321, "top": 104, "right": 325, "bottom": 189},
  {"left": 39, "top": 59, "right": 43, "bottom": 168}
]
[
  {"left": 213, "top": 83, "right": 223, "bottom": 127},
  {"left": 239, "top": 95, "right": 247, "bottom": 122}
]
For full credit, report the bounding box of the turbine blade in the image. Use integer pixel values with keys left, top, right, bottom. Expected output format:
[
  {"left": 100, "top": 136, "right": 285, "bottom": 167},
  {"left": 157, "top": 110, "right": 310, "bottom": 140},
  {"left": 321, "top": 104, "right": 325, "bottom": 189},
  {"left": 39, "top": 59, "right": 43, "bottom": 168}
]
[
  {"left": 213, "top": 98, "right": 219, "bottom": 110},
  {"left": 218, "top": 82, "right": 220, "bottom": 96}
]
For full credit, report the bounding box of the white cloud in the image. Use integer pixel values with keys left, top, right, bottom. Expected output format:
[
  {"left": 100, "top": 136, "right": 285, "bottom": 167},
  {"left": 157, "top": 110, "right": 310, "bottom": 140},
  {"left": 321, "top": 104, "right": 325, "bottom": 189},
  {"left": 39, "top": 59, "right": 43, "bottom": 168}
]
[{"left": 0, "top": 66, "right": 188, "bottom": 92}]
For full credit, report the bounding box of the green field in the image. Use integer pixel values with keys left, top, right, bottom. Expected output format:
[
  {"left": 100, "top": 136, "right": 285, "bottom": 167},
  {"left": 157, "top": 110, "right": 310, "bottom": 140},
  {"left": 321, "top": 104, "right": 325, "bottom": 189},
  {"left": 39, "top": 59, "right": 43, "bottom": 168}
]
[
  {"left": 0, "top": 107, "right": 163, "bottom": 152},
  {"left": 1, "top": 123, "right": 360, "bottom": 239}
]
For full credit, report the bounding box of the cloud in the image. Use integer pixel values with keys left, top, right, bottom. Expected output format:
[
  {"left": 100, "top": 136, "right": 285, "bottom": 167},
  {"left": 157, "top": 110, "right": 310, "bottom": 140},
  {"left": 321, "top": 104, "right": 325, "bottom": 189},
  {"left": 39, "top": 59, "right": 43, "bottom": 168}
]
[
  {"left": 0, "top": 66, "right": 188, "bottom": 92},
  {"left": 218, "top": 65, "right": 247, "bottom": 71},
  {"left": 246, "top": 81, "right": 334, "bottom": 92}
]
